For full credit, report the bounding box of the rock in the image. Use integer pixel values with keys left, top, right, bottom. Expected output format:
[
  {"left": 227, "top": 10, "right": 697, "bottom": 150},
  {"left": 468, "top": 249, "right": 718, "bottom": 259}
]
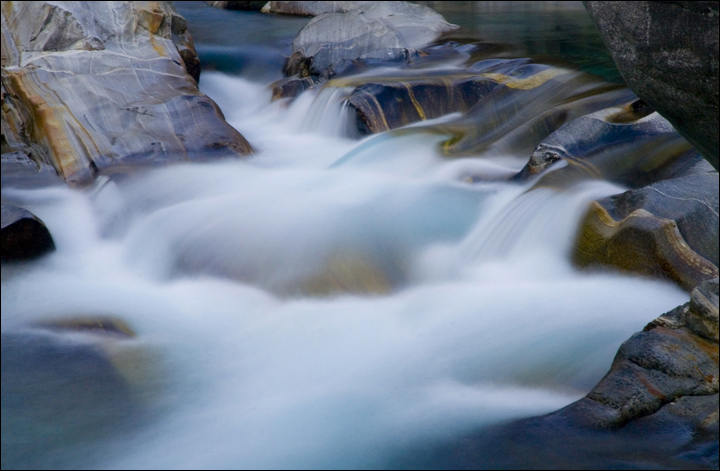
[
  {"left": 686, "top": 278, "right": 720, "bottom": 342},
  {"left": 396, "top": 282, "right": 718, "bottom": 470},
  {"left": 323, "top": 59, "right": 634, "bottom": 151},
  {"left": 584, "top": 1, "right": 720, "bottom": 171},
  {"left": 1, "top": 150, "right": 62, "bottom": 188},
  {"left": 1, "top": 1, "right": 252, "bottom": 187},
  {"left": 1, "top": 204, "right": 55, "bottom": 262},
  {"left": 206, "top": 1, "right": 268, "bottom": 10},
  {"left": 517, "top": 104, "right": 713, "bottom": 189},
  {"left": 573, "top": 172, "right": 719, "bottom": 291},
  {"left": 285, "top": 1, "right": 458, "bottom": 78},
  {"left": 261, "top": 1, "right": 372, "bottom": 16}
]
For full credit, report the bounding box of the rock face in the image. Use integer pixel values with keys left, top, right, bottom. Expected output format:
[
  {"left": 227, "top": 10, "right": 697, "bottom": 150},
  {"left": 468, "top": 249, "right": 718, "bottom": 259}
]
[
  {"left": 284, "top": 1, "right": 458, "bottom": 78},
  {"left": 584, "top": 1, "right": 720, "bottom": 171},
  {"left": 1, "top": 1, "right": 252, "bottom": 187},
  {"left": 1, "top": 204, "right": 55, "bottom": 262},
  {"left": 573, "top": 171, "right": 719, "bottom": 292}
]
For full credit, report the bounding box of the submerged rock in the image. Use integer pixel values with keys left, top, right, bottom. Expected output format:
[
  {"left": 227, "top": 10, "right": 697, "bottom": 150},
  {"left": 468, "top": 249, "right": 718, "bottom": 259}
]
[
  {"left": 1, "top": 204, "right": 55, "bottom": 262},
  {"left": 1, "top": 1, "right": 252, "bottom": 186},
  {"left": 584, "top": 1, "right": 719, "bottom": 171},
  {"left": 284, "top": 1, "right": 458, "bottom": 78},
  {"left": 573, "top": 172, "right": 719, "bottom": 292},
  {"left": 1, "top": 318, "right": 157, "bottom": 469}
]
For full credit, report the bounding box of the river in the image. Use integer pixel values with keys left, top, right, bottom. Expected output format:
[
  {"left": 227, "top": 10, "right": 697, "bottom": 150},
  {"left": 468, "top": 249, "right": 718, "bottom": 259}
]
[{"left": 0, "top": 2, "right": 689, "bottom": 469}]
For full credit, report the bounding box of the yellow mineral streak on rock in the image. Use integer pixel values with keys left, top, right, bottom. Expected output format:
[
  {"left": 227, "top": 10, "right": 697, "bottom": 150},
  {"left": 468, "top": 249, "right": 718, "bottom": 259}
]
[
  {"left": 482, "top": 68, "right": 568, "bottom": 90},
  {"left": 402, "top": 82, "right": 427, "bottom": 120},
  {"left": 5, "top": 68, "right": 92, "bottom": 183},
  {"left": 574, "top": 202, "right": 719, "bottom": 291}
]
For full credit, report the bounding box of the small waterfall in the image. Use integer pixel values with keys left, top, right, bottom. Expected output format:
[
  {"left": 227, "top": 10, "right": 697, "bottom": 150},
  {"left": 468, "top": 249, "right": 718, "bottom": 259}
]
[
  {"left": 299, "top": 85, "right": 356, "bottom": 137},
  {"left": 463, "top": 181, "right": 626, "bottom": 263}
]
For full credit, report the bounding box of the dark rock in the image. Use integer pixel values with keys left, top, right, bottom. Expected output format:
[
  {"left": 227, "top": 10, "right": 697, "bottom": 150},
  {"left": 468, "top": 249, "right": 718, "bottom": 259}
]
[
  {"left": 573, "top": 172, "right": 719, "bottom": 291},
  {"left": 285, "top": 1, "right": 458, "bottom": 78},
  {"left": 518, "top": 105, "right": 714, "bottom": 190},
  {"left": 271, "top": 75, "right": 316, "bottom": 100},
  {"left": 584, "top": 1, "right": 720, "bottom": 171},
  {"left": 1, "top": 2, "right": 252, "bottom": 187},
  {"left": 206, "top": 1, "right": 268, "bottom": 10},
  {"left": 330, "top": 59, "right": 634, "bottom": 150},
  {"left": 1, "top": 204, "right": 55, "bottom": 262}
]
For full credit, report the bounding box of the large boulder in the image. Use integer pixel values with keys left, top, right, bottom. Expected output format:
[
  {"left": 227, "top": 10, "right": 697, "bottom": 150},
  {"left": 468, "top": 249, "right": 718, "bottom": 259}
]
[
  {"left": 1, "top": 1, "right": 252, "bottom": 187},
  {"left": 284, "top": 1, "right": 458, "bottom": 78},
  {"left": 1, "top": 204, "right": 55, "bottom": 262},
  {"left": 573, "top": 172, "right": 719, "bottom": 292},
  {"left": 584, "top": 1, "right": 719, "bottom": 171}
]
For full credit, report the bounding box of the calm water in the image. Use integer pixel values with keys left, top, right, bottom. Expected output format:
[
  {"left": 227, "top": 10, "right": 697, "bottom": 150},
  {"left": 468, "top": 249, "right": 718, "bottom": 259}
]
[{"left": 1, "top": 2, "right": 683, "bottom": 470}]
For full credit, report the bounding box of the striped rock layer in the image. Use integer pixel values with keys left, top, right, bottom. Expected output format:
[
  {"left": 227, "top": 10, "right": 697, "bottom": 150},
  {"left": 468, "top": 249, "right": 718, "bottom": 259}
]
[{"left": 1, "top": 1, "right": 251, "bottom": 186}]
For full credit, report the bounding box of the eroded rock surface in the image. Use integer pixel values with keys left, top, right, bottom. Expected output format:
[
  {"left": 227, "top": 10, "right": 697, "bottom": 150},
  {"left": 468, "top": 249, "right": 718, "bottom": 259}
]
[
  {"left": 1, "top": 1, "right": 252, "bottom": 187},
  {"left": 584, "top": 1, "right": 719, "bottom": 171},
  {"left": 283, "top": 1, "right": 458, "bottom": 79},
  {"left": 573, "top": 172, "right": 719, "bottom": 291}
]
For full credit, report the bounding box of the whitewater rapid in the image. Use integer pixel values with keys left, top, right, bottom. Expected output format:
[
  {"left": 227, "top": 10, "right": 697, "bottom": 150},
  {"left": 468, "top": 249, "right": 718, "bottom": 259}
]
[{"left": 0, "top": 73, "right": 688, "bottom": 469}]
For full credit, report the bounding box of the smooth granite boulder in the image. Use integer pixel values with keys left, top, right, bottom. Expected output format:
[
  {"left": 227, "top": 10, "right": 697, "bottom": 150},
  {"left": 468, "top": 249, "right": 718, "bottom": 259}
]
[
  {"left": 1, "top": 204, "right": 55, "bottom": 262},
  {"left": 573, "top": 172, "right": 719, "bottom": 291},
  {"left": 584, "top": 1, "right": 720, "bottom": 171},
  {"left": 284, "top": 1, "right": 458, "bottom": 78},
  {"left": 1, "top": 1, "right": 252, "bottom": 187}
]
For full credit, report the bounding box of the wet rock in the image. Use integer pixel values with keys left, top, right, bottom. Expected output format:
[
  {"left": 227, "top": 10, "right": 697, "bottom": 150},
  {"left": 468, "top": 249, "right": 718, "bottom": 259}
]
[
  {"left": 1, "top": 204, "right": 55, "bottom": 262},
  {"left": 285, "top": 1, "right": 458, "bottom": 78},
  {"left": 1, "top": 1, "right": 251, "bottom": 187},
  {"left": 343, "top": 60, "right": 633, "bottom": 145},
  {"left": 573, "top": 172, "right": 719, "bottom": 291},
  {"left": 686, "top": 278, "right": 720, "bottom": 342},
  {"left": 584, "top": 1, "right": 719, "bottom": 171},
  {"left": 261, "top": 1, "right": 372, "bottom": 16}
]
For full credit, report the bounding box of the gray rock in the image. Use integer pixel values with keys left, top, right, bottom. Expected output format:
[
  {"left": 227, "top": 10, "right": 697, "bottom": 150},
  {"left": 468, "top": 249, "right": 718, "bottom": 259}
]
[
  {"left": 285, "top": 1, "right": 458, "bottom": 77},
  {"left": 573, "top": 172, "right": 719, "bottom": 291},
  {"left": 1, "top": 204, "right": 55, "bottom": 262},
  {"left": 1, "top": 2, "right": 252, "bottom": 187},
  {"left": 584, "top": 1, "right": 719, "bottom": 171},
  {"left": 687, "top": 278, "right": 720, "bottom": 342},
  {"left": 261, "top": 1, "right": 372, "bottom": 16}
]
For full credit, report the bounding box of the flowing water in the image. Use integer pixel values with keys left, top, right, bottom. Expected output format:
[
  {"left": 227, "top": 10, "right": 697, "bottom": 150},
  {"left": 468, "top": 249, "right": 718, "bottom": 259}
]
[{"left": 1, "top": 3, "right": 690, "bottom": 470}]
